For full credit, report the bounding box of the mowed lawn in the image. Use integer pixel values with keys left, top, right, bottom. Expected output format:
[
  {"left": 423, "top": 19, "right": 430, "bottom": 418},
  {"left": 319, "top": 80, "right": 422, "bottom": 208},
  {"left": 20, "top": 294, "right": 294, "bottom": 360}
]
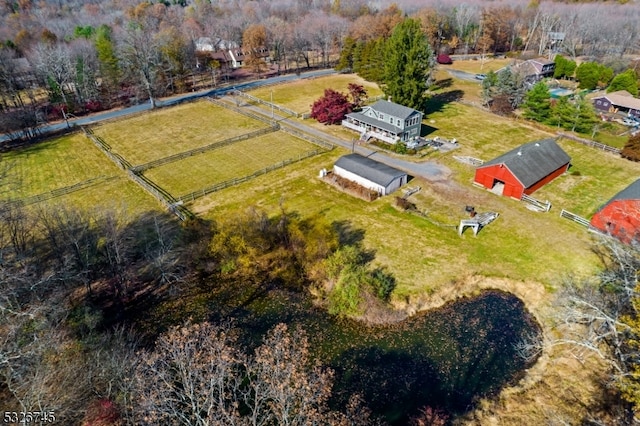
[
  {"left": 0, "top": 132, "right": 160, "bottom": 214},
  {"left": 144, "top": 131, "right": 322, "bottom": 197},
  {"left": 1, "top": 133, "right": 119, "bottom": 199},
  {"left": 247, "top": 73, "right": 383, "bottom": 114},
  {"left": 191, "top": 147, "right": 600, "bottom": 297},
  {"left": 92, "top": 101, "right": 268, "bottom": 166}
]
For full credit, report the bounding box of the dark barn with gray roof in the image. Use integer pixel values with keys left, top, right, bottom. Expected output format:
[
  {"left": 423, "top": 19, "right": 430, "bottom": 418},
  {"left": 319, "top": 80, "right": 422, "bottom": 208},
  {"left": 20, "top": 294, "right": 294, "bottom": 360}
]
[
  {"left": 333, "top": 154, "right": 408, "bottom": 196},
  {"left": 473, "top": 139, "right": 571, "bottom": 199}
]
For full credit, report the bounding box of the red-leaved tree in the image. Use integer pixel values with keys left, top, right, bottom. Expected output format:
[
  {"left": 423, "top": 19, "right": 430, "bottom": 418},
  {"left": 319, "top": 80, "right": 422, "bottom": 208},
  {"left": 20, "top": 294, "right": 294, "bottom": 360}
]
[
  {"left": 310, "top": 88, "right": 353, "bottom": 125},
  {"left": 347, "top": 83, "right": 368, "bottom": 109}
]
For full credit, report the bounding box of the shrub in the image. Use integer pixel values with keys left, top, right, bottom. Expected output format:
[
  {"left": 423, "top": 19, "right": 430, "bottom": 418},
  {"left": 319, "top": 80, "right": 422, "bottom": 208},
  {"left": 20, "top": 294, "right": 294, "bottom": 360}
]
[{"left": 621, "top": 133, "right": 640, "bottom": 162}]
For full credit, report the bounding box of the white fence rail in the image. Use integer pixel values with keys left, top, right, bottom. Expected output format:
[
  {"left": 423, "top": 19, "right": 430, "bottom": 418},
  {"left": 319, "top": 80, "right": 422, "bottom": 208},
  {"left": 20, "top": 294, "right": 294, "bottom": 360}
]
[
  {"left": 560, "top": 209, "right": 590, "bottom": 227},
  {"left": 521, "top": 194, "right": 551, "bottom": 212}
]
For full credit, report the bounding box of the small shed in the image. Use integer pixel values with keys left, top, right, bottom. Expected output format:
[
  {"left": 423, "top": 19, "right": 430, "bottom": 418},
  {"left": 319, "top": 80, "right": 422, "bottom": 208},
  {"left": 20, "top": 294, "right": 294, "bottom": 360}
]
[
  {"left": 590, "top": 179, "right": 640, "bottom": 243},
  {"left": 474, "top": 138, "right": 571, "bottom": 199},
  {"left": 333, "top": 154, "right": 408, "bottom": 196}
]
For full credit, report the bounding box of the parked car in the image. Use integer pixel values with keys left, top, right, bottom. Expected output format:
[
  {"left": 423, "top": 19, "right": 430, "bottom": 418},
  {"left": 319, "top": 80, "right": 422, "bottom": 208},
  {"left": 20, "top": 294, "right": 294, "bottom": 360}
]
[
  {"left": 622, "top": 117, "right": 639, "bottom": 127},
  {"left": 475, "top": 74, "right": 487, "bottom": 80}
]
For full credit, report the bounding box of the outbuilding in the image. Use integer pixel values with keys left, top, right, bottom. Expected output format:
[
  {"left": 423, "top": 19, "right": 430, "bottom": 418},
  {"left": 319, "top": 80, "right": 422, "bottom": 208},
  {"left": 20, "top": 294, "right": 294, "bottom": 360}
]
[
  {"left": 590, "top": 179, "right": 640, "bottom": 243},
  {"left": 474, "top": 138, "right": 571, "bottom": 199},
  {"left": 333, "top": 154, "right": 408, "bottom": 196}
]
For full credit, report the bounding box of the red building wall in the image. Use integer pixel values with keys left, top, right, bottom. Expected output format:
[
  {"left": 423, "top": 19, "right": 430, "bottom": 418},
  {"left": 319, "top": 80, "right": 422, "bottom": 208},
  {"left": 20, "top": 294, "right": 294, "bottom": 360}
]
[
  {"left": 590, "top": 200, "right": 640, "bottom": 243},
  {"left": 523, "top": 164, "right": 571, "bottom": 195},
  {"left": 474, "top": 164, "right": 524, "bottom": 199},
  {"left": 474, "top": 163, "right": 569, "bottom": 199}
]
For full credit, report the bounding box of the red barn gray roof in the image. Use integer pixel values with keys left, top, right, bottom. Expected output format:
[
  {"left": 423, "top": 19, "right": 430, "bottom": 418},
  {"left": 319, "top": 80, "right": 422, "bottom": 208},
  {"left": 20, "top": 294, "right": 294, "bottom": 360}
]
[{"left": 480, "top": 139, "right": 571, "bottom": 188}]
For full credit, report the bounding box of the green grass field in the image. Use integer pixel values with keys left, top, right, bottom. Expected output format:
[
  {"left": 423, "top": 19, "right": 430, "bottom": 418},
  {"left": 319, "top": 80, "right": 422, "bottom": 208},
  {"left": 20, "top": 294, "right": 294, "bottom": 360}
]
[
  {"left": 0, "top": 133, "right": 161, "bottom": 215},
  {"left": 92, "top": 101, "right": 267, "bottom": 165},
  {"left": 5, "top": 73, "right": 639, "bottom": 300},
  {"left": 1, "top": 133, "right": 119, "bottom": 199},
  {"left": 191, "top": 146, "right": 600, "bottom": 297},
  {"left": 247, "top": 74, "right": 383, "bottom": 114},
  {"left": 143, "top": 131, "right": 321, "bottom": 197}
]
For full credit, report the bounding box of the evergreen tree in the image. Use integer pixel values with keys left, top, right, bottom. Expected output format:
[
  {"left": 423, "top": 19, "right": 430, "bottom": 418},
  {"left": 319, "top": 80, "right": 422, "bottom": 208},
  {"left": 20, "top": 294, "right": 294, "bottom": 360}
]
[
  {"left": 608, "top": 69, "right": 638, "bottom": 96},
  {"left": 576, "top": 62, "right": 614, "bottom": 90},
  {"left": 522, "top": 81, "right": 551, "bottom": 123},
  {"left": 571, "top": 96, "right": 598, "bottom": 134},
  {"left": 549, "top": 97, "right": 575, "bottom": 128},
  {"left": 553, "top": 55, "right": 576, "bottom": 79},
  {"left": 382, "top": 18, "right": 433, "bottom": 111},
  {"left": 336, "top": 36, "right": 356, "bottom": 72}
]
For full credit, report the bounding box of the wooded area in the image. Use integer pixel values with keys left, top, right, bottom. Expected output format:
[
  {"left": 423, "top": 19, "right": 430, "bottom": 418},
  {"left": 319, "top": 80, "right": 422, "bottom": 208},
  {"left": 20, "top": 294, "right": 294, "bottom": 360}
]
[{"left": 1, "top": 0, "right": 640, "bottom": 140}]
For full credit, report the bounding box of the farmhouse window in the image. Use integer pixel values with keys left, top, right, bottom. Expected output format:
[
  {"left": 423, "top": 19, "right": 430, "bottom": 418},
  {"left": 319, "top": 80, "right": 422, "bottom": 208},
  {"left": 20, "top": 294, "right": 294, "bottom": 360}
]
[
  {"left": 596, "top": 100, "right": 601, "bottom": 105},
  {"left": 379, "top": 113, "right": 384, "bottom": 120}
]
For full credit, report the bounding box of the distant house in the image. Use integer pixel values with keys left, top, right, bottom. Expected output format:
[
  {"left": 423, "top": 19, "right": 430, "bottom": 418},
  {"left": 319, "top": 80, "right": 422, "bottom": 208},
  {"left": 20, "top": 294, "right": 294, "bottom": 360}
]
[
  {"left": 342, "top": 100, "right": 423, "bottom": 144},
  {"left": 590, "top": 179, "right": 640, "bottom": 243},
  {"left": 474, "top": 138, "right": 571, "bottom": 199},
  {"left": 333, "top": 154, "right": 408, "bottom": 196},
  {"left": 592, "top": 90, "right": 640, "bottom": 119},
  {"left": 227, "top": 47, "right": 270, "bottom": 69},
  {"left": 503, "top": 57, "right": 555, "bottom": 85}
]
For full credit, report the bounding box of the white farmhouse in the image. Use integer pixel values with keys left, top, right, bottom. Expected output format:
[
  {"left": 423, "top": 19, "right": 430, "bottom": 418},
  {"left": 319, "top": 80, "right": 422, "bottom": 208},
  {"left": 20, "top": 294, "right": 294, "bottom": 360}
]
[{"left": 342, "top": 99, "right": 423, "bottom": 144}]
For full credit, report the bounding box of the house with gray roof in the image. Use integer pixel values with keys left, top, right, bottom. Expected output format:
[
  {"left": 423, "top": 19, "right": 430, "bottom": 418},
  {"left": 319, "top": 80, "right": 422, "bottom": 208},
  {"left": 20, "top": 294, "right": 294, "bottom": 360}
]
[
  {"left": 342, "top": 99, "right": 423, "bottom": 144},
  {"left": 592, "top": 90, "right": 640, "bottom": 119},
  {"left": 474, "top": 138, "right": 571, "bottom": 199},
  {"left": 333, "top": 154, "right": 408, "bottom": 196}
]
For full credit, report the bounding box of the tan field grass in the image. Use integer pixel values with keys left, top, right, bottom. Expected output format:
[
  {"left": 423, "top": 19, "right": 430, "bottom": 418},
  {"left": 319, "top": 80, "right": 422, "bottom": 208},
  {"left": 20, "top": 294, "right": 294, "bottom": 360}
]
[
  {"left": 446, "top": 57, "right": 513, "bottom": 74},
  {"left": 143, "top": 131, "right": 321, "bottom": 197},
  {"left": 247, "top": 73, "right": 383, "bottom": 114},
  {"left": 92, "top": 101, "right": 267, "bottom": 165}
]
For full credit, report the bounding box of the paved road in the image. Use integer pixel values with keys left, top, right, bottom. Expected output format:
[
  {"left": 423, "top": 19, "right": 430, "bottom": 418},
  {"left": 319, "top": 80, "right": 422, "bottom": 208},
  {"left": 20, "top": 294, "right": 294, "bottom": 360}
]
[
  {"left": 0, "top": 68, "right": 336, "bottom": 143},
  {"left": 222, "top": 97, "right": 452, "bottom": 182}
]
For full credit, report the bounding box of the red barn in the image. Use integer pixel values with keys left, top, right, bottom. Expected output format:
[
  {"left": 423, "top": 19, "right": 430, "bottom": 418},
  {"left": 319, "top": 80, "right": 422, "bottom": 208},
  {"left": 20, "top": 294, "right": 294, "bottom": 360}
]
[
  {"left": 474, "top": 139, "right": 571, "bottom": 199},
  {"left": 590, "top": 179, "right": 640, "bottom": 243}
]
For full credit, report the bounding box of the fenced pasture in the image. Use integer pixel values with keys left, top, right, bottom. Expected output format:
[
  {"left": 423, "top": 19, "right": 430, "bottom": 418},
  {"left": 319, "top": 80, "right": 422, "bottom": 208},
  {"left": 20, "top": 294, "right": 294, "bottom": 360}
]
[
  {"left": 91, "top": 101, "right": 268, "bottom": 165},
  {"left": 0, "top": 133, "right": 160, "bottom": 214},
  {"left": 0, "top": 133, "right": 119, "bottom": 200},
  {"left": 143, "top": 131, "right": 323, "bottom": 197},
  {"left": 246, "top": 74, "right": 383, "bottom": 114}
]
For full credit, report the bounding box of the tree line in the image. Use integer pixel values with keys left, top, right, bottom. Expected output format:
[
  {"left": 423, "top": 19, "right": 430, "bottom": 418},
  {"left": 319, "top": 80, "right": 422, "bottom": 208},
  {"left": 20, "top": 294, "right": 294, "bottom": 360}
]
[
  {"left": 2, "top": 0, "right": 640, "bottom": 140},
  {"left": 0, "top": 200, "right": 407, "bottom": 424}
]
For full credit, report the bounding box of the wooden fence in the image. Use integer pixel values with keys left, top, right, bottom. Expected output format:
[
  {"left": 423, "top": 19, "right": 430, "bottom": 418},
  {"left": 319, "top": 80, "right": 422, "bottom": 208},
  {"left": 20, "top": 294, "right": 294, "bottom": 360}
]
[
  {"left": 206, "top": 96, "right": 275, "bottom": 126},
  {"left": 81, "top": 126, "right": 194, "bottom": 221},
  {"left": 521, "top": 194, "right": 551, "bottom": 212},
  {"left": 132, "top": 124, "right": 280, "bottom": 173},
  {"left": 560, "top": 209, "right": 590, "bottom": 228},
  {"left": 557, "top": 132, "right": 621, "bottom": 154},
  {"left": 11, "top": 175, "right": 119, "bottom": 206},
  {"left": 279, "top": 126, "right": 334, "bottom": 150},
  {"left": 177, "top": 149, "right": 324, "bottom": 203},
  {"left": 233, "top": 90, "right": 300, "bottom": 118}
]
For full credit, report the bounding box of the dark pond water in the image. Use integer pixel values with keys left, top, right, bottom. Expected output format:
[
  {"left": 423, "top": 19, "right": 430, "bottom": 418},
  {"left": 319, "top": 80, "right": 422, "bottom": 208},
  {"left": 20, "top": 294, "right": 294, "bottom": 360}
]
[{"left": 225, "top": 288, "right": 541, "bottom": 425}]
